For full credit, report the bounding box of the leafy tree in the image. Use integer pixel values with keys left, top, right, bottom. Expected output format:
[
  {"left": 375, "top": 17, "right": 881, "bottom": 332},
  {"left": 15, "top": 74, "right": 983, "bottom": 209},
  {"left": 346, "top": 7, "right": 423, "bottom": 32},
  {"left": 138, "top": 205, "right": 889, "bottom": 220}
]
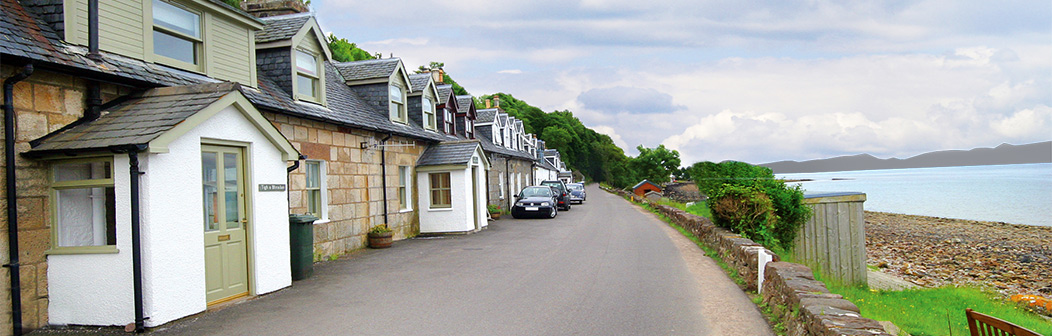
[
  {"left": 327, "top": 34, "right": 376, "bottom": 62},
  {"left": 416, "top": 62, "right": 445, "bottom": 73},
  {"left": 630, "top": 145, "right": 680, "bottom": 184}
]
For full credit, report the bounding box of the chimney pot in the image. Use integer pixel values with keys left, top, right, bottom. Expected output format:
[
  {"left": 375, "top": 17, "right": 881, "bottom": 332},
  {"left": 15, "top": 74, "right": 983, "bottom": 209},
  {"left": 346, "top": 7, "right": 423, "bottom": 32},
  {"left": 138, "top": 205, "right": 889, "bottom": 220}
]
[
  {"left": 486, "top": 99, "right": 492, "bottom": 108},
  {"left": 493, "top": 96, "right": 500, "bottom": 108}
]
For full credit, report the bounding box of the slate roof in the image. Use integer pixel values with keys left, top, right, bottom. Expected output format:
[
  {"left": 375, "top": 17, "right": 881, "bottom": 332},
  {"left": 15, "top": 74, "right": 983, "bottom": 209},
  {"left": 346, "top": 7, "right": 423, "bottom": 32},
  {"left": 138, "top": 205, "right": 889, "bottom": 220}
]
[
  {"left": 456, "top": 95, "right": 475, "bottom": 113},
  {"left": 256, "top": 13, "right": 312, "bottom": 44},
  {"left": 1, "top": 0, "right": 207, "bottom": 87},
  {"left": 408, "top": 73, "right": 431, "bottom": 93},
  {"left": 476, "top": 109, "right": 497, "bottom": 123},
  {"left": 333, "top": 58, "right": 401, "bottom": 82},
  {"left": 417, "top": 140, "right": 481, "bottom": 166},
  {"left": 242, "top": 61, "right": 447, "bottom": 142},
  {"left": 534, "top": 155, "right": 559, "bottom": 171},
  {"left": 29, "top": 82, "right": 239, "bottom": 154},
  {"left": 544, "top": 149, "right": 560, "bottom": 157},
  {"left": 436, "top": 84, "right": 453, "bottom": 102},
  {"left": 475, "top": 132, "right": 536, "bottom": 161}
]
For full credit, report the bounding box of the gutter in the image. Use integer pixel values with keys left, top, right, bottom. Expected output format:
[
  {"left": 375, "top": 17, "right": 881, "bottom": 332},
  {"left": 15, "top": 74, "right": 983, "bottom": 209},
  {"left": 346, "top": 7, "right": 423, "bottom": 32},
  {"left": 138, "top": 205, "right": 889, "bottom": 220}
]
[{"left": 4, "top": 63, "right": 33, "bottom": 336}]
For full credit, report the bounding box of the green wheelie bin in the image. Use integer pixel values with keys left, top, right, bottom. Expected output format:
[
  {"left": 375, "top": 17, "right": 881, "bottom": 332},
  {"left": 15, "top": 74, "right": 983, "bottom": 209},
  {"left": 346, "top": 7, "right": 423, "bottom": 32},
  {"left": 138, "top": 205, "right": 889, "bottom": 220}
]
[{"left": 289, "top": 214, "right": 318, "bottom": 280}]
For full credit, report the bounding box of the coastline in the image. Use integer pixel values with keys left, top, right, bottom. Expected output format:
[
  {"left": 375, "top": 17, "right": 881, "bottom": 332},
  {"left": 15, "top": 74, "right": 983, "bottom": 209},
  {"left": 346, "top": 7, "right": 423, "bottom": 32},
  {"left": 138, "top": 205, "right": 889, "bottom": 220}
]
[{"left": 864, "top": 211, "right": 1052, "bottom": 299}]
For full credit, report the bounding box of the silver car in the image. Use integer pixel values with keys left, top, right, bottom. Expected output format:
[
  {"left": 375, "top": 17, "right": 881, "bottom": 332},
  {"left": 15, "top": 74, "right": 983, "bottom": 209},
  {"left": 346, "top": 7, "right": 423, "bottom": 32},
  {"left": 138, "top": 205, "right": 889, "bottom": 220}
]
[{"left": 566, "top": 183, "right": 586, "bottom": 204}]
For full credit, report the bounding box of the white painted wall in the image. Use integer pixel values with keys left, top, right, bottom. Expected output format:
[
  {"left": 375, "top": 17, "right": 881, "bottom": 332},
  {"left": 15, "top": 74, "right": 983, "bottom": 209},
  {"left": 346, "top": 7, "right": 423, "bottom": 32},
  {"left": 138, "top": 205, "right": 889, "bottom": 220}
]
[
  {"left": 418, "top": 151, "right": 489, "bottom": 233},
  {"left": 48, "top": 105, "right": 292, "bottom": 327},
  {"left": 48, "top": 155, "right": 134, "bottom": 326},
  {"left": 418, "top": 168, "right": 468, "bottom": 233}
]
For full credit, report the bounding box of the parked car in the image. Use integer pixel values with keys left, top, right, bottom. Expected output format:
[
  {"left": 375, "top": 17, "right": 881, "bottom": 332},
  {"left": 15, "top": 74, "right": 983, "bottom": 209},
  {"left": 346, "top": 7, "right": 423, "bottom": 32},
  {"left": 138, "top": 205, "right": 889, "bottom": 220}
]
[
  {"left": 540, "top": 180, "right": 571, "bottom": 211},
  {"left": 566, "top": 183, "right": 586, "bottom": 204},
  {"left": 511, "top": 186, "right": 559, "bottom": 219}
]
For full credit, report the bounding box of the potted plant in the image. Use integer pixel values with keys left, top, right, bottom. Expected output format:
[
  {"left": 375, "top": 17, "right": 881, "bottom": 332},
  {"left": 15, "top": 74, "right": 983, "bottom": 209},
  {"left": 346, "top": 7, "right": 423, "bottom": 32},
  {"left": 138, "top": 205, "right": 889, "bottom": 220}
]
[
  {"left": 367, "top": 224, "right": 393, "bottom": 249},
  {"left": 488, "top": 204, "right": 502, "bottom": 220}
]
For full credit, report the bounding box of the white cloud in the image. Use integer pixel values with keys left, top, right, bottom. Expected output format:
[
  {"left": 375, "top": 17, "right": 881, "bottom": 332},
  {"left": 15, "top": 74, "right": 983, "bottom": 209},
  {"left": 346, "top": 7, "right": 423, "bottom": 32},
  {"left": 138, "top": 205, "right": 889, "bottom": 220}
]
[{"left": 497, "top": 69, "right": 523, "bottom": 74}]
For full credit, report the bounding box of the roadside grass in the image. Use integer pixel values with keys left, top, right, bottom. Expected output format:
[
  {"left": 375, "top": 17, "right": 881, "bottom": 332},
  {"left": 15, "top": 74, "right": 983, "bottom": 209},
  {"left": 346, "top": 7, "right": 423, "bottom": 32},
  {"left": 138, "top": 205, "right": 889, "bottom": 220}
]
[
  {"left": 773, "top": 221, "right": 1050, "bottom": 336},
  {"left": 824, "top": 281, "right": 1052, "bottom": 336}
]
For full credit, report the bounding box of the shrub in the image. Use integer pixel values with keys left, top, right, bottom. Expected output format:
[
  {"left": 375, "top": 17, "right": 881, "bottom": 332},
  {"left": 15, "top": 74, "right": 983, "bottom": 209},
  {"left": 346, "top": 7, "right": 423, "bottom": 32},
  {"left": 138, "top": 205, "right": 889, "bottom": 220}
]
[
  {"left": 689, "top": 161, "right": 811, "bottom": 251},
  {"left": 710, "top": 184, "right": 778, "bottom": 247}
]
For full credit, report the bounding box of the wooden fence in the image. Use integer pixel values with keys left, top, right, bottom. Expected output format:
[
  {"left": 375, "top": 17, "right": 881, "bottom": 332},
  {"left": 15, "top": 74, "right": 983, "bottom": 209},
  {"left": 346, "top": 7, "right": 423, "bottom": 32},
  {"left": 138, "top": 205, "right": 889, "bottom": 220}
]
[{"left": 793, "top": 192, "right": 868, "bottom": 286}]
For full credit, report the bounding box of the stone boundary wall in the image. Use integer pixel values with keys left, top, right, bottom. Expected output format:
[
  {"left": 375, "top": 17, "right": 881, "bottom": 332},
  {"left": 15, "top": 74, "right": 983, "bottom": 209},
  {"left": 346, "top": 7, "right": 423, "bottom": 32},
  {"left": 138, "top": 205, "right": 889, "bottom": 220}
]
[{"left": 600, "top": 186, "right": 893, "bottom": 336}]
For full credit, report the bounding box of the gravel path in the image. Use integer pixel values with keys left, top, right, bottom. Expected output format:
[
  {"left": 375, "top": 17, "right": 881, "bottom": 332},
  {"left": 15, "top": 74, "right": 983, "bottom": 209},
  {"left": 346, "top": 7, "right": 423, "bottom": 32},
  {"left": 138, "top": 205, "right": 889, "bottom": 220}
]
[{"left": 865, "top": 211, "right": 1052, "bottom": 299}]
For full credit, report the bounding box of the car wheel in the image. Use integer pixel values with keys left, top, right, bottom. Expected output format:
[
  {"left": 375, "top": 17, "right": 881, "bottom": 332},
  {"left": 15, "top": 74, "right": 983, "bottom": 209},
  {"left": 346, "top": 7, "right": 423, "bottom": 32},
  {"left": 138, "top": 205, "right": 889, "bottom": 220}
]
[
  {"left": 566, "top": 203, "right": 571, "bottom": 211},
  {"left": 512, "top": 212, "right": 522, "bottom": 219},
  {"left": 549, "top": 207, "right": 557, "bottom": 218}
]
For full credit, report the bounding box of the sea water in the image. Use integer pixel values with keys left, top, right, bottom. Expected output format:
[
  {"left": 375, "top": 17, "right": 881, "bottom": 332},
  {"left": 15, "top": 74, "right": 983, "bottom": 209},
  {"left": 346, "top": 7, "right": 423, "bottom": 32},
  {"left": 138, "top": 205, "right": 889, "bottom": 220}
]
[{"left": 777, "top": 163, "right": 1052, "bottom": 227}]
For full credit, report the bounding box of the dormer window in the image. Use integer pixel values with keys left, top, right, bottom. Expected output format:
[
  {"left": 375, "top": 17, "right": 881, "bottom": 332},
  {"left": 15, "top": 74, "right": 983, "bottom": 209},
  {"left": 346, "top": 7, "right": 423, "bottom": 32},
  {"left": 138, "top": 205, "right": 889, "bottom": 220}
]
[
  {"left": 444, "top": 108, "right": 454, "bottom": 134},
  {"left": 152, "top": 0, "right": 202, "bottom": 69},
  {"left": 423, "top": 97, "right": 436, "bottom": 130},
  {"left": 390, "top": 85, "right": 406, "bottom": 123},
  {"left": 465, "top": 119, "right": 474, "bottom": 139},
  {"left": 295, "top": 50, "right": 320, "bottom": 102}
]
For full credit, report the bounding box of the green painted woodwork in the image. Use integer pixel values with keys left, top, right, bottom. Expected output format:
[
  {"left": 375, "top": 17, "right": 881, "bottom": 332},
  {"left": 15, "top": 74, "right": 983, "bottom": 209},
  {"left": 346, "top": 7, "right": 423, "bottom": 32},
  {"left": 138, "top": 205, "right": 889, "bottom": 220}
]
[
  {"left": 63, "top": 0, "right": 260, "bottom": 85},
  {"left": 202, "top": 145, "right": 250, "bottom": 304}
]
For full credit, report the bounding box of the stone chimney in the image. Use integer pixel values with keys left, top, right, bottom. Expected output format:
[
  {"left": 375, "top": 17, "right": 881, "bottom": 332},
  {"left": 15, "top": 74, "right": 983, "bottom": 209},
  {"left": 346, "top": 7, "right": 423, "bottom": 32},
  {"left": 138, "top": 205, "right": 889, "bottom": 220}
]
[
  {"left": 485, "top": 99, "right": 492, "bottom": 109},
  {"left": 431, "top": 68, "right": 444, "bottom": 84},
  {"left": 493, "top": 96, "right": 500, "bottom": 108},
  {"left": 241, "top": 0, "right": 308, "bottom": 18}
]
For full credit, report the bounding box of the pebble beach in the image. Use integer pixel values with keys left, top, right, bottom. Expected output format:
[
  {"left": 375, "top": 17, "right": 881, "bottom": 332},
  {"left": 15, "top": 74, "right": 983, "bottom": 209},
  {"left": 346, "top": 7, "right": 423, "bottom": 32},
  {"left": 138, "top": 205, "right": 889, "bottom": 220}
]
[{"left": 864, "top": 211, "right": 1052, "bottom": 300}]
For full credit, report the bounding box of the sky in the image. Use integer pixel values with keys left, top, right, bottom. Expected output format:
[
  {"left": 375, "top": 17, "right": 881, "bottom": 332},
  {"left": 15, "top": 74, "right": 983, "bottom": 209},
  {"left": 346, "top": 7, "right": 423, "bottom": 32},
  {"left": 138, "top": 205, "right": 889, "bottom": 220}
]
[{"left": 313, "top": 0, "right": 1052, "bottom": 165}]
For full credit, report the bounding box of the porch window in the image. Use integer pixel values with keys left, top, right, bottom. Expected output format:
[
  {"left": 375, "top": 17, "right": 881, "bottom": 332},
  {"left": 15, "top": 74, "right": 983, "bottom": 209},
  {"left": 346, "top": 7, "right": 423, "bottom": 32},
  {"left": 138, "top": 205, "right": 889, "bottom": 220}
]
[
  {"left": 50, "top": 159, "right": 116, "bottom": 253},
  {"left": 305, "top": 160, "right": 327, "bottom": 219},
  {"left": 152, "top": 0, "right": 202, "bottom": 70},
  {"left": 398, "top": 166, "right": 411, "bottom": 210},
  {"left": 429, "top": 172, "right": 451, "bottom": 208},
  {"left": 422, "top": 97, "right": 436, "bottom": 130},
  {"left": 390, "top": 85, "right": 406, "bottom": 123}
]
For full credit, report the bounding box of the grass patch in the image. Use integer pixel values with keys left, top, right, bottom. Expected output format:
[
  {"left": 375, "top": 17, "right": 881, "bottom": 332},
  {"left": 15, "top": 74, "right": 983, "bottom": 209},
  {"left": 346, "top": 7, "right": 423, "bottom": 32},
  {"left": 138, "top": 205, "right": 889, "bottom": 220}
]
[
  {"left": 827, "top": 284, "right": 1051, "bottom": 336},
  {"left": 685, "top": 200, "right": 711, "bottom": 219}
]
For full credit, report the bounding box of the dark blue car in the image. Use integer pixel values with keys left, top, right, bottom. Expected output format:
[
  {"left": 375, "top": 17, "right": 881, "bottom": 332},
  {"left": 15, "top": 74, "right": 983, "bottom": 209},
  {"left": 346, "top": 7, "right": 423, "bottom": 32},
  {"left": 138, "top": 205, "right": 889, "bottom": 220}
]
[
  {"left": 511, "top": 186, "right": 559, "bottom": 219},
  {"left": 567, "top": 183, "right": 586, "bottom": 204}
]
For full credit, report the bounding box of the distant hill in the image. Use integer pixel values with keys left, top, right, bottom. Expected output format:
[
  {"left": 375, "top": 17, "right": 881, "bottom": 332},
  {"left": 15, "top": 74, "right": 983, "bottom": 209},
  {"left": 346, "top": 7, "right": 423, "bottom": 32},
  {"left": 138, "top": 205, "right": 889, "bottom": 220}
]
[{"left": 760, "top": 141, "right": 1052, "bottom": 174}]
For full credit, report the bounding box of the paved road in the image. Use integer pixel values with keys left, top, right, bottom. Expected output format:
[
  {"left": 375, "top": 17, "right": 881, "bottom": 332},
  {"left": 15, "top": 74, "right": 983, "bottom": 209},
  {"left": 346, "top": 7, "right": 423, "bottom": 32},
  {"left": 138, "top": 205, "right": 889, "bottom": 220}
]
[{"left": 149, "top": 184, "right": 771, "bottom": 335}]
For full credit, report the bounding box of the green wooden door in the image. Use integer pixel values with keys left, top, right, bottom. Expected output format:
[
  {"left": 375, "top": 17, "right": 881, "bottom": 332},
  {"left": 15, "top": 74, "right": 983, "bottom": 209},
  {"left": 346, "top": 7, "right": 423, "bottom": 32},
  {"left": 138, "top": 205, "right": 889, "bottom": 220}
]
[{"left": 202, "top": 145, "right": 250, "bottom": 305}]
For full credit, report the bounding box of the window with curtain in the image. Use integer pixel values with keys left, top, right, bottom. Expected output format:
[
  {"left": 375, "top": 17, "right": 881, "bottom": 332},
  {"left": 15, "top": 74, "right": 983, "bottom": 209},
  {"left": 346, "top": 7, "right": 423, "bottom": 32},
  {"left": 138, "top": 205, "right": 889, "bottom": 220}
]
[
  {"left": 51, "top": 159, "right": 116, "bottom": 251},
  {"left": 429, "top": 172, "right": 451, "bottom": 208},
  {"left": 153, "top": 0, "right": 201, "bottom": 68}
]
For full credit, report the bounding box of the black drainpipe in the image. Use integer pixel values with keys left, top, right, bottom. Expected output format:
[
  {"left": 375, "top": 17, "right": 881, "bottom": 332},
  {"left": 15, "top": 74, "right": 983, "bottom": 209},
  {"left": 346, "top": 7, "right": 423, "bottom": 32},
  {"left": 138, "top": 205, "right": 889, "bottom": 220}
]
[
  {"left": 115, "top": 144, "right": 148, "bottom": 333},
  {"left": 86, "top": 0, "right": 101, "bottom": 61},
  {"left": 504, "top": 156, "right": 511, "bottom": 209},
  {"left": 4, "top": 63, "right": 33, "bottom": 336},
  {"left": 286, "top": 154, "right": 306, "bottom": 210},
  {"left": 379, "top": 134, "right": 392, "bottom": 227}
]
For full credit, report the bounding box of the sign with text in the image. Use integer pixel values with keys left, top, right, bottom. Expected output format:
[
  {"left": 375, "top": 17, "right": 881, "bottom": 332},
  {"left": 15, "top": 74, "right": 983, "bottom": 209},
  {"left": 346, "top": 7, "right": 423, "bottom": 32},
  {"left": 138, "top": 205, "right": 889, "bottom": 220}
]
[{"left": 258, "top": 184, "right": 286, "bottom": 192}]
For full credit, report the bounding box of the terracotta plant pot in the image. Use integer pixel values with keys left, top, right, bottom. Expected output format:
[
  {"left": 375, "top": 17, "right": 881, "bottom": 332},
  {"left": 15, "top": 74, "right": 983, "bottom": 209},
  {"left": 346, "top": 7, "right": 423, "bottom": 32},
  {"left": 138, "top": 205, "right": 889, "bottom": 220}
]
[
  {"left": 490, "top": 212, "right": 501, "bottom": 220},
  {"left": 367, "top": 231, "right": 393, "bottom": 249}
]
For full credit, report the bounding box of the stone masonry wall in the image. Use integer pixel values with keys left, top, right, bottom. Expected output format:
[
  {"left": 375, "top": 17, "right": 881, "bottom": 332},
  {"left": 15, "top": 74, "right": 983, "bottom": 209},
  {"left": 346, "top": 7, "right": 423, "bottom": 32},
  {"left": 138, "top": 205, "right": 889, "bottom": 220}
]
[
  {"left": 266, "top": 112, "right": 424, "bottom": 259},
  {"left": 1, "top": 64, "right": 133, "bottom": 331},
  {"left": 600, "top": 186, "right": 893, "bottom": 336}
]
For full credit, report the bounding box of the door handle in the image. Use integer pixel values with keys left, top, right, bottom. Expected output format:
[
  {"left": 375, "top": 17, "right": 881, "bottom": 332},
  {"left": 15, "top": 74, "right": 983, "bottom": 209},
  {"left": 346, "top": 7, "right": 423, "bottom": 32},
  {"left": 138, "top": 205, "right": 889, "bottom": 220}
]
[{"left": 240, "top": 218, "right": 248, "bottom": 223}]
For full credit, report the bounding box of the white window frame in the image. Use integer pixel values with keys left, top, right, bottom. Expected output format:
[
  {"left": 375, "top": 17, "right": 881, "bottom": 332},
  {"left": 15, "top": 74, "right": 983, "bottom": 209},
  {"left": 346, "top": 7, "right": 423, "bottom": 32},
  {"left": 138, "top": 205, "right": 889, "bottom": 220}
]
[
  {"left": 305, "top": 160, "right": 329, "bottom": 222},
  {"left": 498, "top": 173, "right": 505, "bottom": 199},
  {"left": 444, "top": 108, "right": 454, "bottom": 134},
  {"left": 398, "top": 166, "right": 412, "bottom": 211},
  {"left": 422, "top": 97, "right": 436, "bottom": 130},
  {"left": 465, "top": 119, "right": 474, "bottom": 139},
  {"left": 48, "top": 158, "right": 117, "bottom": 254},
  {"left": 294, "top": 49, "right": 322, "bottom": 103},
  {"left": 151, "top": 0, "right": 203, "bottom": 72},
  {"left": 390, "top": 85, "right": 407, "bottom": 123}
]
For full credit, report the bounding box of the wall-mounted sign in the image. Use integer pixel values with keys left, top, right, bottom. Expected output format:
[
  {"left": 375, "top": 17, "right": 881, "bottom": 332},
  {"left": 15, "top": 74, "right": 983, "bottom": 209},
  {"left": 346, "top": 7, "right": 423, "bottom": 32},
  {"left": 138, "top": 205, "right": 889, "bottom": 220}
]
[{"left": 258, "top": 184, "right": 286, "bottom": 192}]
